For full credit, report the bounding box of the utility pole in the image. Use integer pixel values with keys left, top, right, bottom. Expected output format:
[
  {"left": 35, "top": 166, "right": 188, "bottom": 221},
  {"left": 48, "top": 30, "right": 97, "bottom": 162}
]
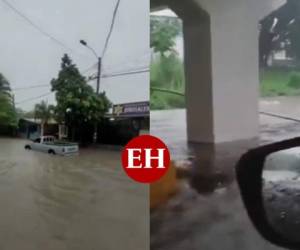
[
  {"left": 96, "top": 57, "right": 102, "bottom": 94},
  {"left": 80, "top": 40, "right": 102, "bottom": 143},
  {"left": 93, "top": 57, "right": 102, "bottom": 142}
]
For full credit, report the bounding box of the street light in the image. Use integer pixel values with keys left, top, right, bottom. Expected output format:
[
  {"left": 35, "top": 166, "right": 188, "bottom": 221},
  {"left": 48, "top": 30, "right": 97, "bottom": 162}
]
[
  {"left": 80, "top": 39, "right": 101, "bottom": 94},
  {"left": 80, "top": 39, "right": 102, "bottom": 144},
  {"left": 79, "top": 40, "right": 87, "bottom": 46}
]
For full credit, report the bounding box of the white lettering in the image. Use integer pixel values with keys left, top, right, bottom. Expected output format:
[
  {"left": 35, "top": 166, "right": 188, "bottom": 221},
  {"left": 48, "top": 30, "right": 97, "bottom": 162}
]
[
  {"left": 127, "top": 148, "right": 142, "bottom": 168},
  {"left": 144, "top": 148, "right": 165, "bottom": 169}
]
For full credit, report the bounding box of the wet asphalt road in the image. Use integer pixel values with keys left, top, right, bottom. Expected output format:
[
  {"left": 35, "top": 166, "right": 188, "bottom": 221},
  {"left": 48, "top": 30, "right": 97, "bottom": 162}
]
[
  {"left": 0, "top": 138, "right": 149, "bottom": 250},
  {"left": 150, "top": 97, "right": 300, "bottom": 250}
]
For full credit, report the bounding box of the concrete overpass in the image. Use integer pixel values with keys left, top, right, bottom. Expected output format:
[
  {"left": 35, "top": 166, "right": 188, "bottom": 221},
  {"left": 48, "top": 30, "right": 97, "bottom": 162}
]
[{"left": 151, "top": 0, "right": 285, "bottom": 143}]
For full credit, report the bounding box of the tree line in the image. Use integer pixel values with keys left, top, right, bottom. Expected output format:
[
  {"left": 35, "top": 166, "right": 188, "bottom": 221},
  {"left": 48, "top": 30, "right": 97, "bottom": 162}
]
[{"left": 0, "top": 54, "right": 111, "bottom": 143}]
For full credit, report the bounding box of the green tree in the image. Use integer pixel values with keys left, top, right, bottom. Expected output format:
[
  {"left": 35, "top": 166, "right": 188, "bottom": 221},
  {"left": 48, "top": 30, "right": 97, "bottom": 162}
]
[
  {"left": 150, "top": 16, "right": 181, "bottom": 56},
  {"left": 0, "top": 93, "right": 17, "bottom": 127},
  {"left": 51, "top": 54, "right": 110, "bottom": 142},
  {"left": 150, "top": 56, "right": 185, "bottom": 110},
  {"left": 34, "top": 101, "right": 55, "bottom": 136},
  {"left": 151, "top": 53, "right": 185, "bottom": 91},
  {"left": 0, "top": 73, "right": 11, "bottom": 93},
  {"left": 0, "top": 74, "right": 17, "bottom": 133},
  {"left": 150, "top": 16, "right": 185, "bottom": 110}
]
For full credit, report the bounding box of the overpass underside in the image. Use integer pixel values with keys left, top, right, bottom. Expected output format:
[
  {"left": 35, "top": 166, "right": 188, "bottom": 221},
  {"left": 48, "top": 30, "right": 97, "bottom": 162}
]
[{"left": 151, "top": 0, "right": 285, "bottom": 143}]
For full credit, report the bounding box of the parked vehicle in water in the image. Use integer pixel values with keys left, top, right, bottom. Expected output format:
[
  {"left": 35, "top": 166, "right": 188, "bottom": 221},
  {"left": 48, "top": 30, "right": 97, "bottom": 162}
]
[{"left": 24, "top": 136, "right": 79, "bottom": 156}]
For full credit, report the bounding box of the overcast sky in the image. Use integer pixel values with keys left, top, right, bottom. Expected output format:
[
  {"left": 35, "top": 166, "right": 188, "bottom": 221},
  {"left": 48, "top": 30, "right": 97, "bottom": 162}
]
[{"left": 0, "top": 0, "right": 149, "bottom": 111}]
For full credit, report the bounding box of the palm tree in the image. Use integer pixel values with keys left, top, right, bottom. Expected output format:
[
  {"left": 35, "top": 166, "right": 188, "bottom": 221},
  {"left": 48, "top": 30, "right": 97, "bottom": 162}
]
[
  {"left": 34, "top": 101, "right": 55, "bottom": 136},
  {"left": 0, "top": 73, "right": 11, "bottom": 94}
]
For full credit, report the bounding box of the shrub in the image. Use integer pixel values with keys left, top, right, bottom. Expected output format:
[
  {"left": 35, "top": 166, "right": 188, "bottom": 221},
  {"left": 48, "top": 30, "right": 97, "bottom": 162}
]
[
  {"left": 288, "top": 73, "right": 300, "bottom": 89},
  {"left": 150, "top": 53, "right": 185, "bottom": 110}
]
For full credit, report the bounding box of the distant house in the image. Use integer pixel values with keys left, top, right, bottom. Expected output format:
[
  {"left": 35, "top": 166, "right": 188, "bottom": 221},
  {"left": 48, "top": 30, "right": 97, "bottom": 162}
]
[
  {"left": 268, "top": 49, "right": 296, "bottom": 68},
  {"left": 18, "top": 118, "right": 67, "bottom": 140}
]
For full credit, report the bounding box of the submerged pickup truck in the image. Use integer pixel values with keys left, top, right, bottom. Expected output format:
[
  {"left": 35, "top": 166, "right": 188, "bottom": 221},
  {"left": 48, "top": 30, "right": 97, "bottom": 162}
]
[{"left": 25, "top": 136, "right": 79, "bottom": 156}]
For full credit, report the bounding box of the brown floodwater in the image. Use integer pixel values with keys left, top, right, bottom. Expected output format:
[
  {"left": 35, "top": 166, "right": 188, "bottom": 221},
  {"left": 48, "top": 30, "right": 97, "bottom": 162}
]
[
  {"left": 149, "top": 98, "right": 299, "bottom": 250},
  {"left": 0, "top": 138, "right": 148, "bottom": 250}
]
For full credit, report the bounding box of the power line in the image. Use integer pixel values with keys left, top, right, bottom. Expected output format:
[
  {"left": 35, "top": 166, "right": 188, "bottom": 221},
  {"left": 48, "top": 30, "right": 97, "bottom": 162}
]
[
  {"left": 16, "top": 92, "right": 52, "bottom": 105},
  {"left": 101, "top": 0, "right": 121, "bottom": 58},
  {"left": 151, "top": 87, "right": 185, "bottom": 97},
  {"left": 102, "top": 52, "right": 150, "bottom": 73},
  {"left": 12, "top": 63, "right": 99, "bottom": 91},
  {"left": 12, "top": 84, "right": 49, "bottom": 91},
  {"left": 102, "top": 69, "right": 149, "bottom": 79},
  {"left": 12, "top": 66, "right": 148, "bottom": 92},
  {"left": 103, "top": 66, "right": 149, "bottom": 76},
  {"left": 81, "top": 63, "right": 98, "bottom": 75},
  {"left": 88, "top": 67, "right": 149, "bottom": 81},
  {"left": 102, "top": 64, "right": 149, "bottom": 75},
  {"left": 1, "top": 0, "right": 74, "bottom": 53}
]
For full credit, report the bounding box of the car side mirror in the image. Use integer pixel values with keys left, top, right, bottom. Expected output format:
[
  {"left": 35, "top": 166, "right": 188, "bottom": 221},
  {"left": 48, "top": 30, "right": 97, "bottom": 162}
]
[{"left": 236, "top": 137, "right": 300, "bottom": 249}]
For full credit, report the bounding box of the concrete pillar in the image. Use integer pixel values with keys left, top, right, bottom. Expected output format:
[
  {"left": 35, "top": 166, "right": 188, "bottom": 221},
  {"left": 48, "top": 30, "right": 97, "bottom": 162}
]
[
  {"left": 152, "top": 0, "right": 285, "bottom": 144},
  {"left": 208, "top": 1, "right": 260, "bottom": 143},
  {"left": 183, "top": 11, "right": 214, "bottom": 142},
  {"left": 169, "top": 0, "right": 285, "bottom": 143}
]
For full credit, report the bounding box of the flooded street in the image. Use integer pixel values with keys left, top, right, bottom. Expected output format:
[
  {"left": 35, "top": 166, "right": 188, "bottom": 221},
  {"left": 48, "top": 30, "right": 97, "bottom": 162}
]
[
  {"left": 0, "top": 138, "right": 148, "bottom": 250},
  {"left": 151, "top": 97, "right": 300, "bottom": 163},
  {"left": 150, "top": 97, "right": 300, "bottom": 250}
]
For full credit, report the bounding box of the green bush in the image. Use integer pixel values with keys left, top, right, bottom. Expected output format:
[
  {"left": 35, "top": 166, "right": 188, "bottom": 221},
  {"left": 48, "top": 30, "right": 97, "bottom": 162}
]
[
  {"left": 288, "top": 73, "right": 300, "bottom": 89},
  {"left": 150, "top": 53, "right": 185, "bottom": 110},
  {"left": 166, "top": 94, "right": 185, "bottom": 109},
  {"left": 150, "top": 92, "right": 168, "bottom": 110},
  {"left": 260, "top": 69, "right": 300, "bottom": 97},
  {"left": 150, "top": 91, "right": 185, "bottom": 110}
]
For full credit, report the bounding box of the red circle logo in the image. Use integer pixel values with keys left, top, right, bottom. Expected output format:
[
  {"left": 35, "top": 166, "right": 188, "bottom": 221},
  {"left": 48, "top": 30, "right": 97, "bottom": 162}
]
[{"left": 122, "top": 135, "right": 170, "bottom": 183}]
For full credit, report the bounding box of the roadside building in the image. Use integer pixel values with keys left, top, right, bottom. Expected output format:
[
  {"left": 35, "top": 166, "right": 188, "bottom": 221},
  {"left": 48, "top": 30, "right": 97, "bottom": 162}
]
[
  {"left": 100, "top": 101, "right": 149, "bottom": 145},
  {"left": 18, "top": 118, "right": 67, "bottom": 140},
  {"left": 112, "top": 101, "right": 150, "bottom": 134}
]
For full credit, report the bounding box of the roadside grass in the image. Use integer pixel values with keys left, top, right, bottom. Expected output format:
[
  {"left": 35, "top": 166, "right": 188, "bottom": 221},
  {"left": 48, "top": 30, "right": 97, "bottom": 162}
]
[
  {"left": 150, "top": 54, "right": 185, "bottom": 110},
  {"left": 260, "top": 69, "right": 300, "bottom": 97},
  {"left": 150, "top": 91, "right": 185, "bottom": 110},
  {"left": 151, "top": 68, "right": 300, "bottom": 110}
]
